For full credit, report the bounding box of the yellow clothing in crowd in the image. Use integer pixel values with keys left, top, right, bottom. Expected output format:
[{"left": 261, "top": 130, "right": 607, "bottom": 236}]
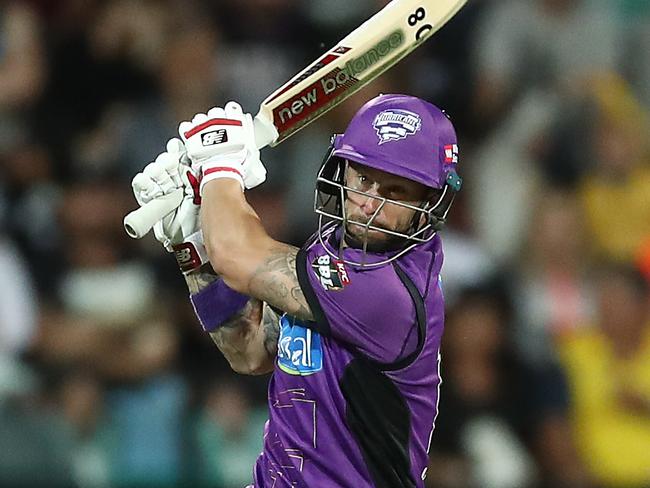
[
  {"left": 559, "top": 325, "right": 650, "bottom": 487},
  {"left": 580, "top": 164, "right": 650, "bottom": 262}
]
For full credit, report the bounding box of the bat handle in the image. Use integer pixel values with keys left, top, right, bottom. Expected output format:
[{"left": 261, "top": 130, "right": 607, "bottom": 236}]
[
  {"left": 123, "top": 189, "right": 184, "bottom": 239},
  {"left": 253, "top": 114, "right": 279, "bottom": 149}
]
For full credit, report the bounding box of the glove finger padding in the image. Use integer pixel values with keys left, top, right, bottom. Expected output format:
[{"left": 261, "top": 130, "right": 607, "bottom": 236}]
[
  {"left": 191, "top": 112, "right": 209, "bottom": 126},
  {"left": 132, "top": 172, "right": 161, "bottom": 206},
  {"left": 224, "top": 101, "right": 244, "bottom": 117},
  {"left": 166, "top": 137, "right": 186, "bottom": 157},
  {"left": 142, "top": 161, "right": 178, "bottom": 195},
  {"left": 207, "top": 107, "right": 227, "bottom": 119}
]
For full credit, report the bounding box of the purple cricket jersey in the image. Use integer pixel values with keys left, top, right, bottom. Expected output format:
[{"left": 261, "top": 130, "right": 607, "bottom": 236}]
[{"left": 252, "top": 227, "right": 446, "bottom": 487}]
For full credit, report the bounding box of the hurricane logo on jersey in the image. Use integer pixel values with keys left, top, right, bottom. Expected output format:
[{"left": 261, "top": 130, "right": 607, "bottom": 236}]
[
  {"left": 277, "top": 315, "right": 323, "bottom": 376},
  {"left": 373, "top": 109, "right": 422, "bottom": 145}
]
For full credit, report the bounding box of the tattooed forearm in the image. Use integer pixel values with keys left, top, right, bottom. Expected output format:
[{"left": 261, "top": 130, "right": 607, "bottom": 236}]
[
  {"left": 262, "top": 304, "right": 281, "bottom": 357},
  {"left": 208, "top": 300, "right": 255, "bottom": 369},
  {"left": 184, "top": 263, "right": 219, "bottom": 294},
  {"left": 208, "top": 298, "right": 274, "bottom": 375},
  {"left": 248, "top": 244, "right": 314, "bottom": 321}
]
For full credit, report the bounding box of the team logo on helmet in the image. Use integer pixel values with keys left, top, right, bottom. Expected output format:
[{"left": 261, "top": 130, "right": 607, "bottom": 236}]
[{"left": 372, "top": 109, "right": 422, "bottom": 145}]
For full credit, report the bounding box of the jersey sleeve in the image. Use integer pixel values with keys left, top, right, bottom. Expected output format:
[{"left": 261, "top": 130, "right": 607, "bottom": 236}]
[{"left": 296, "top": 246, "right": 419, "bottom": 364}]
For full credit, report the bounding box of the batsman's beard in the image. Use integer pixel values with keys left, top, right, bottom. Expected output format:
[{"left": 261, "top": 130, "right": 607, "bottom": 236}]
[{"left": 343, "top": 220, "right": 410, "bottom": 253}]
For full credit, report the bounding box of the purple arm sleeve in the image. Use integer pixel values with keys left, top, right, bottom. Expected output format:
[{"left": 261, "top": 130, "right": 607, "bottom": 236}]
[{"left": 190, "top": 279, "right": 250, "bottom": 332}]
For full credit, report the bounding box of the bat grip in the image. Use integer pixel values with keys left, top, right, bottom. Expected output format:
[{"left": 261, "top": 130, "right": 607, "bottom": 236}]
[
  {"left": 123, "top": 189, "right": 184, "bottom": 239},
  {"left": 253, "top": 114, "right": 279, "bottom": 149}
]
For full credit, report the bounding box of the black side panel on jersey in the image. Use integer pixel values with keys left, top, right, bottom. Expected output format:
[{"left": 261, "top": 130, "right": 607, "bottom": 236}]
[
  {"left": 296, "top": 247, "right": 332, "bottom": 336},
  {"left": 381, "top": 262, "right": 427, "bottom": 371},
  {"left": 341, "top": 358, "right": 416, "bottom": 488}
]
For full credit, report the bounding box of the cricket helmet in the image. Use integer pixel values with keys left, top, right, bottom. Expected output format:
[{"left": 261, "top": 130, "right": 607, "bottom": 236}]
[{"left": 315, "top": 94, "right": 462, "bottom": 266}]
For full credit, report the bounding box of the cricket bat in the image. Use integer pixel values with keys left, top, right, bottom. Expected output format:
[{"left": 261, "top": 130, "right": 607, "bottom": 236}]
[{"left": 124, "top": 0, "right": 467, "bottom": 239}]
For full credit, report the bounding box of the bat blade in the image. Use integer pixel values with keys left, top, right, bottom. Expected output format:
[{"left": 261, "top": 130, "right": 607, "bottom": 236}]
[{"left": 254, "top": 0, "right": 467, "bottom": 147}]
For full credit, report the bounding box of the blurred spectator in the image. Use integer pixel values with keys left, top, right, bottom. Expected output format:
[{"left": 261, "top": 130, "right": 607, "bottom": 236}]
[
  {"left": 0, "top": 237, "right": 74, "bottom": 487},
  {"left": 1, "top": 143, "right": 64, "bottom": 294},
  {"left": 105, "top": 356, "right": 188, "bottom": 487},
  {"left": 466, "top": 91, "right": 548, "bottom": 265},
  {"left": 513, "top": 187, "right": 595, "bottom": 367},
  {"left": 430, "top": 282, "right": 589, "bottom": 488},
  {"left": 195, "top": 380, "right": 267, "bottom": 488},
  {"left": 33, "top": 0, "right": 159, "bottom": 180},
  {"left": 67, "top": 1, "right": 183, "bottom": 180},
  {"left": 471, "top": 0, "right": 621, "bottom": 133},
  {"left": 31, "top": 181, "right": 189, "bottom": 486},
  {"left": 439, "top": 228, "right": 496, "bottom": 308},
  {"left": 0, "top": 391, "right": 76, "bottom": 486},
  {"left": 430, "top": 284, "right": 538, "bottom": 488},
  {"left": 0, "top": 238, "right": 51, "bottom": 486},
  {"left": 0, "top": 1, "right": 45, "bottom": 152},
  {"left": 0, "top": 238, "right": 37, "bottom": 365},
  {"left": 558, "top": 263, "right": 650, "bottom": 487},
  {"left": 58, "top": 371, "right": 111, "bottom": 488},
  {"left": 467, "top": 0, "right": 626, "bottom": 262},
  {"left": 578, "top": 74, "right": 650, "bottom": 263}
]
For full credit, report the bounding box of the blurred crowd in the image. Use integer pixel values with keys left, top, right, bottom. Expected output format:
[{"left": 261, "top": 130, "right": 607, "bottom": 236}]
[{"left": 0, "top": 0, "right": 648, "bottom": 487}]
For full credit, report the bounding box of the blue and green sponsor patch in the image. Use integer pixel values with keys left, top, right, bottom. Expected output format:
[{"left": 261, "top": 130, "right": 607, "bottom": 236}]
[{"left": 277, "top": 315, "right": 323, "bottom": 376}]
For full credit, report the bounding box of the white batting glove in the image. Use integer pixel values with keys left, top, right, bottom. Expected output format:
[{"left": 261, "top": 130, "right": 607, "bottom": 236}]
[
  {"left": 178, "top": 101, "right": 266, "bottom": 194},
  {"left": 131, "top": 138, "right": 208, "bottom": 274}
]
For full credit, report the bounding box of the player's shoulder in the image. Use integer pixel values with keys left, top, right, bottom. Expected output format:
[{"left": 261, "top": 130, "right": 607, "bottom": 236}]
[
  {"left": 301, "top": 230, "right": 442, "bottom": 297},
  {"left": 395, "top": 234, "right": 444, "bottom": 293}
]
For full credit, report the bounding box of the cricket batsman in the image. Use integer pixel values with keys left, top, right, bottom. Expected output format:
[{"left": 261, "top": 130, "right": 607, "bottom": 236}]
[{"left": 131, "top": 94, "right": 462, "bottom": 487}]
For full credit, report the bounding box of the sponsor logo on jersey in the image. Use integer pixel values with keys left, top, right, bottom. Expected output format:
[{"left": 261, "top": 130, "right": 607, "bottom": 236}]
[
  {"left": 444, "top": 144, "right": 458, "bottom": 164},
  {"left": 373, "top": 109, "right": 422, "bottom": 144},
  {"left": 277, "top": 316, "right": 323, "bottom": 376},
  {"left": 312, "top": 254, "right": 351, "bottom": 291},
  {"left": 201, "top": 129, "right": 228, "bottom": 146}
]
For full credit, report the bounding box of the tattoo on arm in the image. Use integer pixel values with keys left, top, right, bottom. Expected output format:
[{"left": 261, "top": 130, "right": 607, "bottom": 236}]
[
  {"left": 248, "top": 244, "right": 314, "bottom": 321},
  {"left": 184, "top": 263, "right": 219, "bottom": 294},
  {"left": 183, "top": 257, "right": 290, "bottom": 373},
  {"left": 262, "top": 303, "right": 281, "bottom": 357},
  {"left": 208, "top": 298, "right": 276, "bottom": 375}
]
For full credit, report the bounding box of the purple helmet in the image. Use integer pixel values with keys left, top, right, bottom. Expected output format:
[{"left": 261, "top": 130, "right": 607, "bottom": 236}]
[
  {"left": 314, "top": 94, "right": 462, "bottom": 267},
  {"left": 332, "top": 93, "right": 460, "bottom": 190}
]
